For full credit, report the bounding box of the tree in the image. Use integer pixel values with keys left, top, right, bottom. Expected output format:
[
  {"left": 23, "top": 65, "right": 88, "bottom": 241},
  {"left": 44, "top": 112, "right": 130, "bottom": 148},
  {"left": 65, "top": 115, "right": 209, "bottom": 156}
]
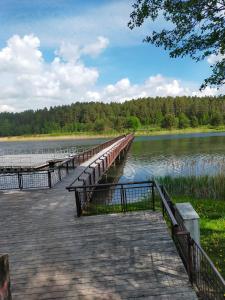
[
  {"left": 178, "top": 113, "right": 190, "bottom": 128},
  {"left": 126, "top": 116, "right": 141, "bottom": 131},
  {"left": 128, "top": 1, "right": 225, "bottom": 89},
  {"left": 162, "top": 114, "right": 178, "bottom": 129},
  {"left": 94, "top": 119, "right": 105, "bottom": 132},
  {"left": 190, "top": 116, "right": 199, "bottom": 128},
  {"left": 210, "top": 112, "right": 223, "bottom": 126}
]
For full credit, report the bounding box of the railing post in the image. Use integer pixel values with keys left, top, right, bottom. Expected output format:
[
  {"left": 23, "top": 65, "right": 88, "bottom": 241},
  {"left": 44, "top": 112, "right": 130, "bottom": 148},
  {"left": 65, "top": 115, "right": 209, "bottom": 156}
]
[
  {"left": 151, "top": 184, "right": 155, "bottom": 211},
  {"left": 58, "top": 167, "right": 62, "bottom": 181},
  {"left": 48, "top": 171, "right": 52, "bottom": 188},
  {"left": 97, "top": 162, "right": 100, "bottom": 177},
  {"left": 120, "top": 185, "right": 125, "bottom": 212},
  {"left": 187, "top": 233, "right": 193, "bottom": 284},
  {"left": 18, "top": 172, "right": 22, "bottom": 190},
  {"left": 75, "top": 190, "right": 82, "bottom": 217}
]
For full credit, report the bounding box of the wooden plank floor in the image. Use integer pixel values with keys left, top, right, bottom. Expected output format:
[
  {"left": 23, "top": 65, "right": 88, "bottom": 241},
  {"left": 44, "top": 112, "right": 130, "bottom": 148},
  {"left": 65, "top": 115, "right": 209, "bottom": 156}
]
[{"left": 0, "top": 172, "right": 197, "bottom": 299}]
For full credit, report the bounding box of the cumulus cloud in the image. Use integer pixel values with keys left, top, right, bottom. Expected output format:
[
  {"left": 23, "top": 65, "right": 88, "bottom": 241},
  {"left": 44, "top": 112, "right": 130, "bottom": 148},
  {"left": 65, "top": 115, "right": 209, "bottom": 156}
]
[
  {"left": 97, "top": 75, "right": 192, "bottom": 102},
  {"left": 0, "top": 34, "right": 223, "bottom": 112},
  {"left": 57, "top": 36, "right": 109, "bottom": 62},
  {"left": 82, "top": 36, "right": 109, "bottom": 57},
  {"left": 0, "top": 34, "right": 100, "bottom": 111},
  {"left": 207, "top": 52, "right": 225, "bottom": 65}
]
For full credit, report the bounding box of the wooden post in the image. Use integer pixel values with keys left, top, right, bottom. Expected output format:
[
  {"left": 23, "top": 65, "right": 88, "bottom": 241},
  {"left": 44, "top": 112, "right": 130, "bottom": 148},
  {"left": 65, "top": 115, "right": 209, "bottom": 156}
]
[{"left": 0, "top": 254, "right": 12, "bottom": 300}]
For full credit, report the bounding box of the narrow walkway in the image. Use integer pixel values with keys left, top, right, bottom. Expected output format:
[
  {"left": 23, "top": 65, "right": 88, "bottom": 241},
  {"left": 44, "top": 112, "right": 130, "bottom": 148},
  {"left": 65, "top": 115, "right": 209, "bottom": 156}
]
[{"left": 69, "top": 136, "right": 128, "bottom": 188}]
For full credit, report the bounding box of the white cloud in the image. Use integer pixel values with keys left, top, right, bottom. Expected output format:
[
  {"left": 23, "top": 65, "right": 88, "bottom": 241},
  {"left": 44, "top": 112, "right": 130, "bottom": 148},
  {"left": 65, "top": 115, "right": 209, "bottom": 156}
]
[
  {"left": 99, "top": 75, "right": 192, "bottom": 102},
  {"left": 0, "top": 34, "right": 100, "bottom": 111},
  {"left": 57, "top": 36, "right": 109, "bottom": 62},
  {"left": 0, "top": 34, "right": 224, "bottom": 113},
  {"left": 207, "top": 52, "right": 225, "bottom": 65},
  {"left": 83, "top": 36, "right": 109, "bottom": 57}
]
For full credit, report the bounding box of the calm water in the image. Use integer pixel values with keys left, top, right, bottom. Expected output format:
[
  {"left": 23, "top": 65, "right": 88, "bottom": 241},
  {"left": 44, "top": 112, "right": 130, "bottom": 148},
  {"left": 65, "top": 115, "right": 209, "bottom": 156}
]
[{"left": 1, "top": 132, "right": 225, "bottom": 182}]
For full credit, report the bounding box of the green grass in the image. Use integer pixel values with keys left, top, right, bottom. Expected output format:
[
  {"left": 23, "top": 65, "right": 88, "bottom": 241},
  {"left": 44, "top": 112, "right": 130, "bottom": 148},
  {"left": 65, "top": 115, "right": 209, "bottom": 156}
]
[
  {"left": 158, "top": 175, "right": 225, "bottom": 277},
  {"left": 158, "top": 175, "right": 225, "bottom": 200},
  {"left": 83, "top": 198, "right": 152, "bottom": 216},
  {"left": 172, "top": 195, "right": 225, "bottom": 278}
]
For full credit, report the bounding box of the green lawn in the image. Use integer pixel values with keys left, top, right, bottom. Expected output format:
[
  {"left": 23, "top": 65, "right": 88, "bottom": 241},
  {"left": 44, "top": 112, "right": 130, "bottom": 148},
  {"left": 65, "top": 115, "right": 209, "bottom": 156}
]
[{"left": 172, "top": 196, "right": 225, "bottom": 278}]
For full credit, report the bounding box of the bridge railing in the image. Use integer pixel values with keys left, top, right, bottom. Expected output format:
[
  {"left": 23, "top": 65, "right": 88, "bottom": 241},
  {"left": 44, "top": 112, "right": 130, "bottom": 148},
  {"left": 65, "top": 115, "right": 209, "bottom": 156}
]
[
  {"left": 67, "top": 133, "right": 134, "bottom": 190},
  {"left": 0, "top": 135, "right": 126, "bottom": 190},
  {"left": 154, "top": 181, "right": 225, "bottom": 300},
  {"left": 70, "top": 179, "right": 225, "bottom": 299},
  {"left": 70, "top": 181, "right": 155, "bottom": 216}
]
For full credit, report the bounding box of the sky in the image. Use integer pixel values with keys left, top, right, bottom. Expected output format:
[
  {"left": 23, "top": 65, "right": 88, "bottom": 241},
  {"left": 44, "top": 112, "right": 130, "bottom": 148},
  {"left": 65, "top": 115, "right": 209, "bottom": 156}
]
[{"left": 0, "top": 0, "right": 223, "bottom": 112}]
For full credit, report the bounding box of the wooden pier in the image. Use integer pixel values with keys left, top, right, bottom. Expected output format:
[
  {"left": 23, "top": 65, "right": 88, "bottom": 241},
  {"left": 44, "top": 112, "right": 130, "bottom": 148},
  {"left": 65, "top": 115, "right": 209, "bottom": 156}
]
[
  {"left": 0, "top": 135, "right": 198, "bottom": 299},
  {"left": 0, "top": 170, "right": 197, "bottom": 299},
  {"left": 0, "top": 134, "right": 133, "bottom": 190}
]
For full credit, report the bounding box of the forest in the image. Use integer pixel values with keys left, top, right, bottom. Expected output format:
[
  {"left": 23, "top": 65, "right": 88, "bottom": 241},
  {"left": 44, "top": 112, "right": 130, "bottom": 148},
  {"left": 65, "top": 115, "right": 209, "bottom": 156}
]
[{"left": 0, "top": 96, "right": 225, "bottom": 136}]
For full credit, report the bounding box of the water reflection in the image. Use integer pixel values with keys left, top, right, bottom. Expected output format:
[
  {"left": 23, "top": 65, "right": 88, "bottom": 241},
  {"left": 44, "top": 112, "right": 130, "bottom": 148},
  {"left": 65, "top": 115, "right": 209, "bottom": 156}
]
[
  {"left": 1, "top": 133, "right": 225, "bottom": 183},
  {"left": 118, "top": 134, "right": 225, "bottom": 183}
]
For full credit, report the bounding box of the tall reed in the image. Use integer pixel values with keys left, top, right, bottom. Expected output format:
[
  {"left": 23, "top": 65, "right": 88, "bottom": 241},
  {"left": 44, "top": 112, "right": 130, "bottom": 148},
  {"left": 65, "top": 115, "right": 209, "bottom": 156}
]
[{"left": 158, "top": 175, "right": 225, "bottom": 200}]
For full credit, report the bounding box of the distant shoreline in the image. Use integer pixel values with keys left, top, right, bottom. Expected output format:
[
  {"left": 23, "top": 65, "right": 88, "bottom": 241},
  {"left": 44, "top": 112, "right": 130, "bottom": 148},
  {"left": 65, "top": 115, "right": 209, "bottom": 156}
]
[{"left": 0, "top": 127, "right": 225, "bottom": 142}]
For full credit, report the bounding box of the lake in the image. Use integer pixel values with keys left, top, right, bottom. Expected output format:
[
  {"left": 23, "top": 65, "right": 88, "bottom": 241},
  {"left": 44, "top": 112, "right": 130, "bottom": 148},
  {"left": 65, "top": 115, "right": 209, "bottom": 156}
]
[{"left": 1, "top": 132, "right": 225, "bottom": 183}]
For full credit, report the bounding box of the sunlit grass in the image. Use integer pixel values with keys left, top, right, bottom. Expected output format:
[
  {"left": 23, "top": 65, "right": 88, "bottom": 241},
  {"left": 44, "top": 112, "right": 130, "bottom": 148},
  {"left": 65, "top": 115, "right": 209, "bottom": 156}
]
[
  {"left": 166, "top": 193, "right": 225, "bottom": 278},
  {"left": 84, "top": 199, "right": 152, "bottom": 215}
]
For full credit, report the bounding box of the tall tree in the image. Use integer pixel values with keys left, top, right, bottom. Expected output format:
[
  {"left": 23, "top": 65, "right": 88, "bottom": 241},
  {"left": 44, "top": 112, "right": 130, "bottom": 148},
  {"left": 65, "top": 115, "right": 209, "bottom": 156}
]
[{"left": 128, "top": 0, "right": 225, "bottom": 89}]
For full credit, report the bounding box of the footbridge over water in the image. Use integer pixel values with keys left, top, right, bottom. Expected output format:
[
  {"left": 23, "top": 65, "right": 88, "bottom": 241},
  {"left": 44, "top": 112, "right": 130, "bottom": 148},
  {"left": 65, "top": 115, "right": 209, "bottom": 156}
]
[
  {"left": 0, "top": 134, "right": 134, "bottom": 190},
  {"left": 0, "top": 132, "right": 210, "bottom": 300}
]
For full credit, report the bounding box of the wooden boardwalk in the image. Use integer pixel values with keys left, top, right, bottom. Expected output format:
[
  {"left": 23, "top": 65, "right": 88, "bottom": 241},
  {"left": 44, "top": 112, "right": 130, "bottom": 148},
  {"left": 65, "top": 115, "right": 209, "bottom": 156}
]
[{"left": 0, "top": 171, "right": 197, "bottom": 299}]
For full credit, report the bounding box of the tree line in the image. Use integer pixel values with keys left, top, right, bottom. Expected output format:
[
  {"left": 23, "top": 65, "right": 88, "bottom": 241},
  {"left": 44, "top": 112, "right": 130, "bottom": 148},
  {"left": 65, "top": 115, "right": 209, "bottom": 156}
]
[{"left": 0, "top": 96, "right": 225, "bottom": 136}]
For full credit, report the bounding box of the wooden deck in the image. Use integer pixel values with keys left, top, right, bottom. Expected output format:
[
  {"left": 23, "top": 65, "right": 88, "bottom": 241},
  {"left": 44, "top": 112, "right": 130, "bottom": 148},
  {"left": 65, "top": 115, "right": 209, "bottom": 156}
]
[{"left": 0, "top": 172, "right": 197, "bottom": 299}]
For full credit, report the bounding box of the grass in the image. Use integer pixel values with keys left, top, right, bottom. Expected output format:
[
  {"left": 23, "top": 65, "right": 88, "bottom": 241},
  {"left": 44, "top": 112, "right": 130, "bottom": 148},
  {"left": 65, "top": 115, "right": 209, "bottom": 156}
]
[
  {"left": 158, "top": 175, "right": 225, "bottom": 200},
  {"left": 158, "top": 175, "right": 225, "bottom": 278},
  {"left": 83, "top": 198, "right": 152, "bottom": 216},
  {"left": 1, "top": 125, "right": 225, "bottom": 142},
  {"left": 172, "top": 195, "right": 225, "bottom": 278}
]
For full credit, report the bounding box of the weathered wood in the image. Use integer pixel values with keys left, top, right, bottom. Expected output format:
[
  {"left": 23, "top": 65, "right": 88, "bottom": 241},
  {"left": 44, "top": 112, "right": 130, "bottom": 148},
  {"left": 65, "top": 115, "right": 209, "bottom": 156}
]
[
  {"left": 0, "top": 175, "right": 197, "bottom": 299},
  {"left": 0, "top": 254, "right": 12, "bottom": 300}
]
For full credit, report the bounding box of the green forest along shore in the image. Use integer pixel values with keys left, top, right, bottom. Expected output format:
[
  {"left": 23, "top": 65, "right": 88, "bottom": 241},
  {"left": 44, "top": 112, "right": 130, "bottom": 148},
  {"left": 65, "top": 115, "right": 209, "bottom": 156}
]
[{"left": 1, "top": 96, "right": 225, "bottom": 137}]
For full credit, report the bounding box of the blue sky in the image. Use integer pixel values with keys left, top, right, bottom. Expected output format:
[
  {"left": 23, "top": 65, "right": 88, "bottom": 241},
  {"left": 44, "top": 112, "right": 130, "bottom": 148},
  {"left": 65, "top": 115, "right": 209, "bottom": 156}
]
[{"left": 0, "top": 0, "right": 220, "bottom": 112}]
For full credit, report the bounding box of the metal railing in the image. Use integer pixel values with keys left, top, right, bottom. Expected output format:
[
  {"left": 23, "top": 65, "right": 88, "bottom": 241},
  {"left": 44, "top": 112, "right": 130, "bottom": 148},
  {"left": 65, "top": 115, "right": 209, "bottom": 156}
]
[
  {"left": 155, "top": 182, "right": 225, "bottom": 300},
  {"left": 0, "top": 254, "right": 12, "bottom": 300},
  {"left": 0, "top": 135, "right": 126, "bottom": 190},
  {"left": 69, "top": 179, "right": 225, "bottom": 299},
  {"left": 69, "top": 181, "right": 155, "bottom": 216},
  {"left": 67, "top": 133, "right": 134, "bottom": 189}
]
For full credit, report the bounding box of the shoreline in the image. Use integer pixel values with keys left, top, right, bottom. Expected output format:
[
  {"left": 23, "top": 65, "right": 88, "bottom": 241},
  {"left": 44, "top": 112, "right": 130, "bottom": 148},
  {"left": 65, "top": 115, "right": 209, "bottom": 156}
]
[{"left": 0, "top": 127, "right": 225, "bottom": 142}]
